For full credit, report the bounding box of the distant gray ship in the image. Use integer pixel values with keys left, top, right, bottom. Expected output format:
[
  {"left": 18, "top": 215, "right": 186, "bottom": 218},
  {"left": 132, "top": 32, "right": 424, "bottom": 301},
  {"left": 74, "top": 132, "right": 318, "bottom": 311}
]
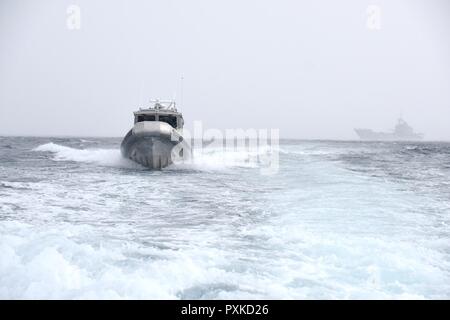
[{"left": 355, "top": 118, "right": 424, "bottom": 141}]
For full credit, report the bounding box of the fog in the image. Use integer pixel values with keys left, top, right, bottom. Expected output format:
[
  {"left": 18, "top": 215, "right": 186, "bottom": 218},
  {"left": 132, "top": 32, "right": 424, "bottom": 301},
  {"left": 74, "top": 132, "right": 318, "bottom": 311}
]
[{"left": 1, "top": 0, "right": 449, "bottom": 140}]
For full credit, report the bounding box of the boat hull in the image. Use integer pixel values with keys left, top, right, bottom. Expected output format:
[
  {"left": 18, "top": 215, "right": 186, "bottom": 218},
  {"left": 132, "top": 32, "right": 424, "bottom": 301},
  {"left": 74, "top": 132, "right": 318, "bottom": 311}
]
[{"left": 121, "top": 121, "right": 188, "bottom": 169}]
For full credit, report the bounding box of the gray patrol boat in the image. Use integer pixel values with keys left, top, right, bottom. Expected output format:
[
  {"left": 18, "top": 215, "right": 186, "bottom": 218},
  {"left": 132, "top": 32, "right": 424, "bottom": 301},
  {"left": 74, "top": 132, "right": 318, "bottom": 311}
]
[
  {"left": 121, "top": 100, "right": 190, "bottom": 169},
  {"left": 355, "top": 118, "right": 424, "bottom": 141}
]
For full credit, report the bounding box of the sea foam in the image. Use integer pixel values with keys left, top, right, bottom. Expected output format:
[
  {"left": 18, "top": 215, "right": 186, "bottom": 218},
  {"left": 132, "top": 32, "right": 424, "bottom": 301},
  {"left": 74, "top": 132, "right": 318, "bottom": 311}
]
[
  {"left": 33, "top": 142, "right": 271, "bottom": 171},
  {"left": 33, "top": 143, "right": 139, "bottom": 168}
]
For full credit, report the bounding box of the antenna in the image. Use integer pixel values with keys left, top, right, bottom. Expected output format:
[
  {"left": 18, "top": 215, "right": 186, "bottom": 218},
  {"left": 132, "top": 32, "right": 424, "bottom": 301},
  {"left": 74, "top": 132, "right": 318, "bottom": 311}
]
[
  {"left": 180, "top": 76, "right": 184, "bottom": 108},
  {"left": 138, "top": 80, "right": 144, "bottom": 108},
  {"left": 172, "top": 90, "right": 177, "bottom": 105}
]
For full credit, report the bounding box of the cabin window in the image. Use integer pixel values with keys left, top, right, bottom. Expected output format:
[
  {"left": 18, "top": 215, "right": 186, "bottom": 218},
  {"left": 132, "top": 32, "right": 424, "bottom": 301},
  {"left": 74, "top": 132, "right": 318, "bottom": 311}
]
[
  {"left": 136, "top": 115, "right": 156, "bottom": 122},
  {"left": 158, "top": 115, "right": 177, "bottom": 128}
]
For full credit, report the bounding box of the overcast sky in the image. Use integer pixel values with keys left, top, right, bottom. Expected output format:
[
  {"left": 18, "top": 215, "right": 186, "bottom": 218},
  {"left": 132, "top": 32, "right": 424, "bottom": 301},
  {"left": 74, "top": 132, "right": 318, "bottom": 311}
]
[{"left": 0, "top": 0, "right": 449, "bottom": 139}]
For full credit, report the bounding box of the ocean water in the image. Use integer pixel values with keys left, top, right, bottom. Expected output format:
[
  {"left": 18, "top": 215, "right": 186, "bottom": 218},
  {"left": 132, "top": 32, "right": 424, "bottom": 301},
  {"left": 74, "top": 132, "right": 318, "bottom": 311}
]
[{"left": 1, "top": 136, "right": 449, "bottom": 299}]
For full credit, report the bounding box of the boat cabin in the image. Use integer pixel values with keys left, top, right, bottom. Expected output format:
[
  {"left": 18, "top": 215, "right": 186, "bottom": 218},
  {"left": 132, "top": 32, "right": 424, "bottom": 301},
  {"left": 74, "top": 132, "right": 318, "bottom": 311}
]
[{"left": 134, "top": 100, "right": 184, "bottom": 130}]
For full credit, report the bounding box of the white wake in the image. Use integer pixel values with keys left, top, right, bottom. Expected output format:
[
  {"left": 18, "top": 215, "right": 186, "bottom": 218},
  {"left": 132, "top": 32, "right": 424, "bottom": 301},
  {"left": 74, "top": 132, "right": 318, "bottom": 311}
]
[
  {"left": 34, "top": 143, "right": 273, "bottom": 171},
  {"left": 33, "top": 143, "right": 138, "bottom": 168}
]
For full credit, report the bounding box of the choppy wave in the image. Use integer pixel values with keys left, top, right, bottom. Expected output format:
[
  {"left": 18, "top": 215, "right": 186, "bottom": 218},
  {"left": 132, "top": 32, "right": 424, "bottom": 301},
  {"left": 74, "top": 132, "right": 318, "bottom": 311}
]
[
  {"left": 33, "top": 143, "right": 140, "bottom": 168},
  {"left": 33, "top": 142, "right": 273, "bottom": 171},
  {"left": 0, "top": 181, "right": 38, "bottom": 190},
  {"left": 1, "top": 137, "right": 450, "bottom": 299},
  {"left": 170, "top": 146, "right": 273, "bottom": 172}
]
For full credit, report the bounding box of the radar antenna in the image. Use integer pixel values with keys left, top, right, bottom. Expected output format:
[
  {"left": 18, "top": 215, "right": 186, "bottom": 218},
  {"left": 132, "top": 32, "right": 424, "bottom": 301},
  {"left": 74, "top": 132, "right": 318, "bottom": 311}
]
[{"left": 149, "top": 99, "right": 177, "bottom": 111}]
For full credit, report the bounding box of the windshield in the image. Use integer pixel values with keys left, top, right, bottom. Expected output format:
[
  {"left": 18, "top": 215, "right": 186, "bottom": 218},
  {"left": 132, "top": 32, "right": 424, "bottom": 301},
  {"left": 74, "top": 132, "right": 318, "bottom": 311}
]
[
  {"left": 158, "top": 115, "right": 177, "bottom": 128},
  {"left": 136, "top": 115, "right": 156, "bottom": 122}
]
